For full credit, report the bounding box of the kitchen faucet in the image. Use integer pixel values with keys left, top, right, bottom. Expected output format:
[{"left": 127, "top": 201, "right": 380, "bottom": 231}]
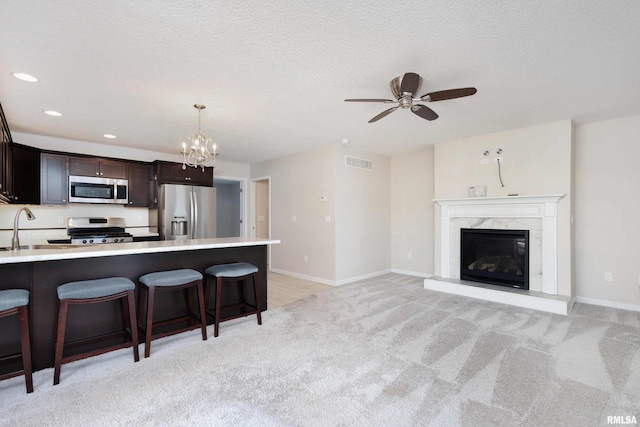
[{"left": 11, "top": 207, "right": 36, "bottom": 251}]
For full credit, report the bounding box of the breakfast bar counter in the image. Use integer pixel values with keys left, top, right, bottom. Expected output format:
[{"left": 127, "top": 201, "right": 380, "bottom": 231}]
[{"left": 0, "top": 237, "right": 280, "bottom": 371}]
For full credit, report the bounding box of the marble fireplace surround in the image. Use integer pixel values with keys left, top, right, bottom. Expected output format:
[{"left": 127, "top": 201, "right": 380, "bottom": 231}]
[{"left": 424, "top": 194, "right": 572, "bottom": 314}]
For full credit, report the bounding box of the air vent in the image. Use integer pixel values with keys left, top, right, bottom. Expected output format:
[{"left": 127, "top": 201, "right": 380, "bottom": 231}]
[{"left": 345, "top": 156, "right": 373, "bottom": 170}]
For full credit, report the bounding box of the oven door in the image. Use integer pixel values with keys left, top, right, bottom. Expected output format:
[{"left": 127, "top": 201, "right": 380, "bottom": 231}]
[{"left": 69, "top": 176, "right": 128, "bottom": 204}]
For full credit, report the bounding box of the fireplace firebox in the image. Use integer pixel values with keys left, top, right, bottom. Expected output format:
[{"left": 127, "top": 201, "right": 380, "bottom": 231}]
[{"left": 460, "top": 228, "right": 529, "bottom": 290}]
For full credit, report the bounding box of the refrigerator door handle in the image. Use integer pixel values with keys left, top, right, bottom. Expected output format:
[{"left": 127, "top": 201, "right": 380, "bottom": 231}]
[
  {"left": 191, "top": 189, "right": 198, "bottom": 238},
  {"left": 189, "top": 190, "right": 195, "bottom": 238}
]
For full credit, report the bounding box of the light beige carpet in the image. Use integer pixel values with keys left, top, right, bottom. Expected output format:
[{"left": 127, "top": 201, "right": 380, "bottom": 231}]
[{"left": 1, "top": 273, "right": 639, "bottom": 426}]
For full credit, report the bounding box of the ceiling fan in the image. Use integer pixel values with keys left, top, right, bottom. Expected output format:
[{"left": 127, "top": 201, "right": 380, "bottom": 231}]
[{"left": 345, "top": 72, "right": 477, "bottom": 123}]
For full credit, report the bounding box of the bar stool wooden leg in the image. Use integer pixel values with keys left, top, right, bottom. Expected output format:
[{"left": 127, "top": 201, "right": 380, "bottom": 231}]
[
  {"left": 125, "top": 290, "right": 140, "bottom": 362},
  {"left": 53, "top": 300, "right": 69, "bottom": 385},
  {"left": 196, "top": 280, "right": 207, "bottom": 341},
  {"left": 17, "top": 305, "right": 33, "bottom": 393},
  {"left": 186, "top": 287, "right": 195, "bottom": 328},
  {"left": 252, "top": 272, "right": 262, "bottom": 326},
  {"left": 144, "top": 287, "right": 156, "bottom": 358},
  {"left": 214, "top": 277, "right": 223, "bottom": 337}
]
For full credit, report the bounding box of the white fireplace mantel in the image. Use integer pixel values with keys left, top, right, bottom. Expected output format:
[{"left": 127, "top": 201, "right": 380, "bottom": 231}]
[{"left": 435, "top": 194, "right": 564, "bottom": 295}]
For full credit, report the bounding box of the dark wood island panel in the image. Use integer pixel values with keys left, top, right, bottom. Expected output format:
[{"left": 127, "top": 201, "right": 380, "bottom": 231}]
[{"left": 1, "top": 244, "right": 267, "bottom": 371}]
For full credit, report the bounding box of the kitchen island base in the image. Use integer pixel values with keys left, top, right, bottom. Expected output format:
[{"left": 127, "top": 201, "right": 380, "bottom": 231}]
[{"left": 0, "top": 243, "right": 268, "bottom": 372}]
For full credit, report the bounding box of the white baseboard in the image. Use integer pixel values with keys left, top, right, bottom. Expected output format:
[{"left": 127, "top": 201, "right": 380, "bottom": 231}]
[
  {"left": 575, "top": 296, "right": 640, "bottom": 312},
  {"left": 335, "top": 269, "right": 391, "bottom": 286},
  {"left": 269, "top": 268, "right": 337, "bottom": 286},
  {"left": 268, "top": 268, "right": 393, "bottom": 287},
  {"left": 390, "top": 268, "right": 433, "bottom": 279}
]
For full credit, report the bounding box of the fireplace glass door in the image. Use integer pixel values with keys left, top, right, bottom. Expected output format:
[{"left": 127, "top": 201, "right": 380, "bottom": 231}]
[{"left": 460, "top": 228, "right": 529, "bottom": 290}]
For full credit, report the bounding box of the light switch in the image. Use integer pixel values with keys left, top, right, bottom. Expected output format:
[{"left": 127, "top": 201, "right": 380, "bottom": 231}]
[
  {"left": 325, "top": 215, "right": 331, "bottom": 223},
  {"left": 291, "top": 215, "right": 297, "bottom": 222}
]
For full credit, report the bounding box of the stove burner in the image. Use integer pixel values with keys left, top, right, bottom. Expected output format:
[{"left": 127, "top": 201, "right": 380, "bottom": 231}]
[{"left": 67, "top": 217, "right": 133, "bottom": 244}]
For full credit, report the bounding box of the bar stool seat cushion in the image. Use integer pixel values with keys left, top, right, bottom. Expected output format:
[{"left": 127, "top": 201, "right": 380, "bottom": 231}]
[
  {"left": 139, "top": 269, "right": 203, "bottom": 287},
  {"left": 205, "top": 262, "right": 258, "bottom": 278},
  {"left": 0, "top": 289, "right": 29, "bottom": 311},
  {"left": 57, "top": 277, "right": 135, "bottom": 300}
]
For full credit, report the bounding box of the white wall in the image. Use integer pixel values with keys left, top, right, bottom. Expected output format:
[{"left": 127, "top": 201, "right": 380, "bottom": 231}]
[
  {"left": 251, "top": 144, "right": 390, "bottom": 285},
  {"left": 574, "top": 115, "right": 640, "bottom": 308},
  {"left": 390, "top": 149, "right": 434, "bottom": 277},
  {"left": 335, "top": 146, "right": 391, "bottom": 283},
  {"left": 433, "top": 120, "right": 574, "bottom": 296},
  {"left": 251, "top": 145, "right": 337, "bottom": 283}
]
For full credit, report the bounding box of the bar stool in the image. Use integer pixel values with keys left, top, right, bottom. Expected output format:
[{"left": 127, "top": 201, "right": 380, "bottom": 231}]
[
  {"left": 54, "top": 277, "right": 139, "bottom": 385},
  {"left": 138, "top": 269, "right": 207, "bottom": 358},
  {"left": 204, "top": 262, "right": 262, "bottom": 337},
  {"left": 0, "top": 289, "right": 33, "bottom": 393}
]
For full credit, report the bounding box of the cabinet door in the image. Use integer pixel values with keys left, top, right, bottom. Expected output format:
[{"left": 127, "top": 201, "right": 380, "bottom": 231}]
[
  {"left": 157, "top": 162, "right": 186, "bottom": 183},
  {"left": 126, "top": 163, "right": 152, "bottom": 207},
  {"left": 41, "top": 153, "right": 68, "bottom": 205},
  {"left": 11, "top": 144, "right": 41, "bottom": 204},
  {"left": 99, "top": 159, "right": 127, "bottom": 179},
  {"left": 155, "top": 161, "right": 213, "bottom": 186},
  {"left": 69, "top": 157, "right": 100, "bottom": 177},
  {"left": 185, "top": 166, "right": 213, "bottom": 186}
]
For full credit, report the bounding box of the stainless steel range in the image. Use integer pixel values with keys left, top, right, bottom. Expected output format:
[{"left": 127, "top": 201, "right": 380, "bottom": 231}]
[{"left": 67, "top": 217, "right": 133, "bottom": 244}]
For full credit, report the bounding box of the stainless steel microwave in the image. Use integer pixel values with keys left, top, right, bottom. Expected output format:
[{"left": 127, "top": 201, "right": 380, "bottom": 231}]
[{"left": 69, "top": 175, "right": 128, "bottom": 204}]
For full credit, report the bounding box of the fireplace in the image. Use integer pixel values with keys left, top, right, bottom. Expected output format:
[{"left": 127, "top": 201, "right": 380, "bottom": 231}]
[{"left": 460, "top": 228, "right": 529, "bottom": 290}]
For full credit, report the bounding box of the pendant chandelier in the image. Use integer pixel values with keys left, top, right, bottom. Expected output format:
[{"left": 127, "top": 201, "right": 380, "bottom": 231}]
[{"left": 181, "top": 104, "right": 218, "bottom": 171}]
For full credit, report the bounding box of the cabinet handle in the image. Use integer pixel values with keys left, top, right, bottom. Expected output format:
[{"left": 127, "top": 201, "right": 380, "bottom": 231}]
[{"left": 96, "top": 172, "right": 100, "bottom": 175}]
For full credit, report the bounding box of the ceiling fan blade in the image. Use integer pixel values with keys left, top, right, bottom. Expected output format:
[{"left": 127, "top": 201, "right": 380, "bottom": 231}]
[
  {"left": 345, "top": 98, "right": 394, "bottom": 103},
  {"left": 421, "top": 87, "right": 477, "bottom": 102},
  {"left": 368, "top": 106, "right": 399, "bottom": 123},
  {"left": 411, "top": 105, "right": 439, "bottom": 121},
  {"left": 390, "top": 76, "right": 401, "bottom": 98},
  {"left": 399, "top": 72, "right": 420, "bottom": 96}
]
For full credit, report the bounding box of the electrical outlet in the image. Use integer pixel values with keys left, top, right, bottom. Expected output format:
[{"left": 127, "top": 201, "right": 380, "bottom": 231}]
[
  {"left": 604, "top": 272, "right": 613, "bottom": 282},
  {"left": 480, "top": 158, "right": 489, "bottom": 165},
  {"left": 304, "top": 255, "right": 308, "bottom": 262},
  {"left": 408, "top": 251, "right": 412, "bottom": 259}
]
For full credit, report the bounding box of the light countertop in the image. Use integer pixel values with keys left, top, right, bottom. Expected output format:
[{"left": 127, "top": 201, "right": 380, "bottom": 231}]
[{"left": 0, "top": 237, "right": 280, "bottom": 265}]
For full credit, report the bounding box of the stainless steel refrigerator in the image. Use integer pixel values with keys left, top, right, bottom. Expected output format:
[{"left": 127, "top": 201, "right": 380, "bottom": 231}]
[{"left": 157, "top": 184, "right": 217, "bottom": 240}]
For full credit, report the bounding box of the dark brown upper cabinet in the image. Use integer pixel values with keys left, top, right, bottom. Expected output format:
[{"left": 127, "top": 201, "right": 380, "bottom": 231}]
[
  {"left": 126, "top": 162, "right": 153, "bottom": 207},
  {"left": 40, "top": 153, "right": 69, "bottom": 205},
  {"left": 69, "top": 157, "right": 127, "bottom": 179},
  {"left": 11, "top": 143, "right": 42, "bottom": 204},
  {"left": 154, "top": 161, "right": 213, "bottom": 187}
]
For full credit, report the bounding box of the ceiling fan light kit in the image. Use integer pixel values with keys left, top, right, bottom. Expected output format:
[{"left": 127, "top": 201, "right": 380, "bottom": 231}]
[{"left": 345, "top": 72, "right": 477, "bottom": 123}]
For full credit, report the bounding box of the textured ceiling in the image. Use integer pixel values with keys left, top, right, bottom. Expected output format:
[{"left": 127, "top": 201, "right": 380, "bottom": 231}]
[{"left": 1, "top": 1, "right": 640, "bottom": 164}]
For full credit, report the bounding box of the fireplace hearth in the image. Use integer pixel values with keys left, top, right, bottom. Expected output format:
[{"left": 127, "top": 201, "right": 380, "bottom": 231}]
[{"left": 460, "top": 228, "right": 529, "bottom": 290}]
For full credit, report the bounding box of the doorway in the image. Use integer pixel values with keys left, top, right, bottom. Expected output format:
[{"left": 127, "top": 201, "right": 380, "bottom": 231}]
[
  {"left": 251, "top": 176, "right": 271, "bottom": 265},
  {"left": 213, "top": 177, "right": 246, "bottom": 237}
]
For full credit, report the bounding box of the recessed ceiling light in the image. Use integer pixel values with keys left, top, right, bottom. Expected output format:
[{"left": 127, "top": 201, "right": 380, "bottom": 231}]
[
  {"left": 103, "top": 134, "right": 117, "bottom": 139},
  {"left": 43, "top": 110, "right": 62, "bottom": 117},
  {"left": 12, "top": 72, "right": 38, "bottom": 82}
]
